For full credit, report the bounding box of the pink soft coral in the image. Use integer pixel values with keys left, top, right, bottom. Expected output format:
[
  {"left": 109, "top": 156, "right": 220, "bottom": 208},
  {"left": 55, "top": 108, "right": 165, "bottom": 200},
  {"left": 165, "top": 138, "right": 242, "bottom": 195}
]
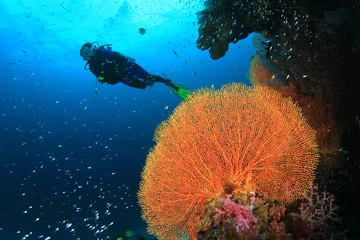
[{"left": 215, "top": 195, "right": 257, "bottom": 236}]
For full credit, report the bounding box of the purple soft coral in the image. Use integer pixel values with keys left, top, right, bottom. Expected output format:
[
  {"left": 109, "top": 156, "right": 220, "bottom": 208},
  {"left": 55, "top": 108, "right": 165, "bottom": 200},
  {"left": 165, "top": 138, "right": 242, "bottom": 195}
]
[{"left": 215, "top": 194, "right": 257, "bottom": 236}]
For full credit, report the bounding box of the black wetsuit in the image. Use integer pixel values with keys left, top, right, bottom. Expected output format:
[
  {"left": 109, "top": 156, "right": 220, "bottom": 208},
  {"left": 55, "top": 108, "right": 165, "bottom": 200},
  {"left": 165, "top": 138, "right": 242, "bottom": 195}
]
[{"left": 87, "top": 46, "right": 168, "bottom": 89}]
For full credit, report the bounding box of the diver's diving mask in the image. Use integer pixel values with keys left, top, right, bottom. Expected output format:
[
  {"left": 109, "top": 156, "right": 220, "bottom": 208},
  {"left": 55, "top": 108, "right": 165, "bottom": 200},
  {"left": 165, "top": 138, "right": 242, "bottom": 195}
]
[{"left": 81, "top": 46, "right": 95, "bottom": 61}]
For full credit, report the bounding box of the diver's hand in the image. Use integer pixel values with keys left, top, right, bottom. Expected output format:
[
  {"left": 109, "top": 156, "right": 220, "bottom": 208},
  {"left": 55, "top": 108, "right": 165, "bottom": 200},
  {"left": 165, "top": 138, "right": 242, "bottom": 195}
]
[{"left": 98, "top": 76, "right": 105, "bottom": 82}]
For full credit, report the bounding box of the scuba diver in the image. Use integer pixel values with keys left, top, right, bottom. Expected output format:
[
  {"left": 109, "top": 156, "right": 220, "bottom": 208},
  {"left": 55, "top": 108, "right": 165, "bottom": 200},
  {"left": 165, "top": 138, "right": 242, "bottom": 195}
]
[{"left": 80, "top": 42, "right": 191, "bottom": 100}]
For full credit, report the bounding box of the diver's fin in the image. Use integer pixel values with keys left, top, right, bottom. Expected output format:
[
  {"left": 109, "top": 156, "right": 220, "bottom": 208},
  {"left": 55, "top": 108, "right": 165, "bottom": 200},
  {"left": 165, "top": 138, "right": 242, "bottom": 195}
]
[{"left": 166, "top": 81, "right": 191, "bottom": 101}]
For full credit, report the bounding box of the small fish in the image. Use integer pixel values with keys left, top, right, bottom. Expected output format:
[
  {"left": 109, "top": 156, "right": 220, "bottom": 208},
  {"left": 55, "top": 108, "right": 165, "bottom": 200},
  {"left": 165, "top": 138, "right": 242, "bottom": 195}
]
[
  {"left": 173, "top": 50, "right": 179, "bottom": 57},
  {"left": 138, "top": 28, "right": 146, "bottom": 35}
]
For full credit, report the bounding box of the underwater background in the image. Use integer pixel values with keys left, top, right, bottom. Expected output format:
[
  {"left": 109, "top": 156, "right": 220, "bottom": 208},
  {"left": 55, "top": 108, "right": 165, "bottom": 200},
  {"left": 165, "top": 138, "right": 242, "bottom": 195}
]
[
  {"left": 1, "top": 0, "right": 360, "bottom": 240},
  {"left": 0, "top": 0, "right": 254, "bottom": 239}
]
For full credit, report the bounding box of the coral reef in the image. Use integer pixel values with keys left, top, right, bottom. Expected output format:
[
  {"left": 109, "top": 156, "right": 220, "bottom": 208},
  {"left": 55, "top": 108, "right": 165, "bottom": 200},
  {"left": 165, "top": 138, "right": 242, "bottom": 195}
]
[
  {"left": 288, "top": 186, "right": 340, "bottom": 239},
  {"left": 248, "top": 33, "right": 341, "bottom": 153},
  {"left": 196, "top": 0, "right": 360, "bottom": 137},
  {"left": 195, "top": 0, "right": 360, "bottom": 237},
  {"left": 248, "top": 35, "right": 340, "bottom": 153},
  {"left": 198, "top": 186, "right": 340, "bottom": 239},
  {"left": 138, "top": 83, "right": 319, "bottom": 239},
  {"left": 214, "top": 194, "right": 257, "bottom": 238}
]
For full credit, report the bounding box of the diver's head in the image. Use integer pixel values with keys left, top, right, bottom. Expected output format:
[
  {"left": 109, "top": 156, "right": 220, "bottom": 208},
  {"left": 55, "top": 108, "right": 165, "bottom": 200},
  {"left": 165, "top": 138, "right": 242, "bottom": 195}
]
[{"left": 80, "top": 42, "right": 95, "bottom": 61}]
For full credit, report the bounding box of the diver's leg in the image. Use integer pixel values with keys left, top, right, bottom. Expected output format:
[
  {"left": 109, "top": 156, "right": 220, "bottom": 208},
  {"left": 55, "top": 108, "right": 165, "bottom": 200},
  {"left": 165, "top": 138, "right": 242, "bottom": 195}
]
[
  {"left": 125, "top": 62, "right": 190, "bottom": 100},
  {"left": 125, "top": 62, "right": 157, "bottom": 87},
  {"left": 147, "top": 75, "right": 171, "bottom": 84},
  {"left": 122, "top": 77, "right": 147, "bottom": 89}
]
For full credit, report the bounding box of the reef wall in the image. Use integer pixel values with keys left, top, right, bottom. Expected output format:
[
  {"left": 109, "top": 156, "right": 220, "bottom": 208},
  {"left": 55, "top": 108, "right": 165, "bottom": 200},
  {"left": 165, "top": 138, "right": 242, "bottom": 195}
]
[{"left": 196, "top": 0, "right": 360, "bottom": 237}]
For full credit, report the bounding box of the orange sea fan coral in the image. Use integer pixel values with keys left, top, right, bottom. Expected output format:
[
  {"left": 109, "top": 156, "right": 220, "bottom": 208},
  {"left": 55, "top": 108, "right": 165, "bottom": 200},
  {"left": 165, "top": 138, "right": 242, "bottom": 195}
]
[{"left": 138, "top": 83, "right": 319, "bottom": 240}]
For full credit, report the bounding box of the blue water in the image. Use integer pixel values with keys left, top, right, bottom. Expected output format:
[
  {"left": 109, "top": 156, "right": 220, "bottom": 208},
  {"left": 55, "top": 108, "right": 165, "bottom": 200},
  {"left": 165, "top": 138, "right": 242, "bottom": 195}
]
[{"left": 0, "top": 0, "right": 254, "bottom": 239}]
